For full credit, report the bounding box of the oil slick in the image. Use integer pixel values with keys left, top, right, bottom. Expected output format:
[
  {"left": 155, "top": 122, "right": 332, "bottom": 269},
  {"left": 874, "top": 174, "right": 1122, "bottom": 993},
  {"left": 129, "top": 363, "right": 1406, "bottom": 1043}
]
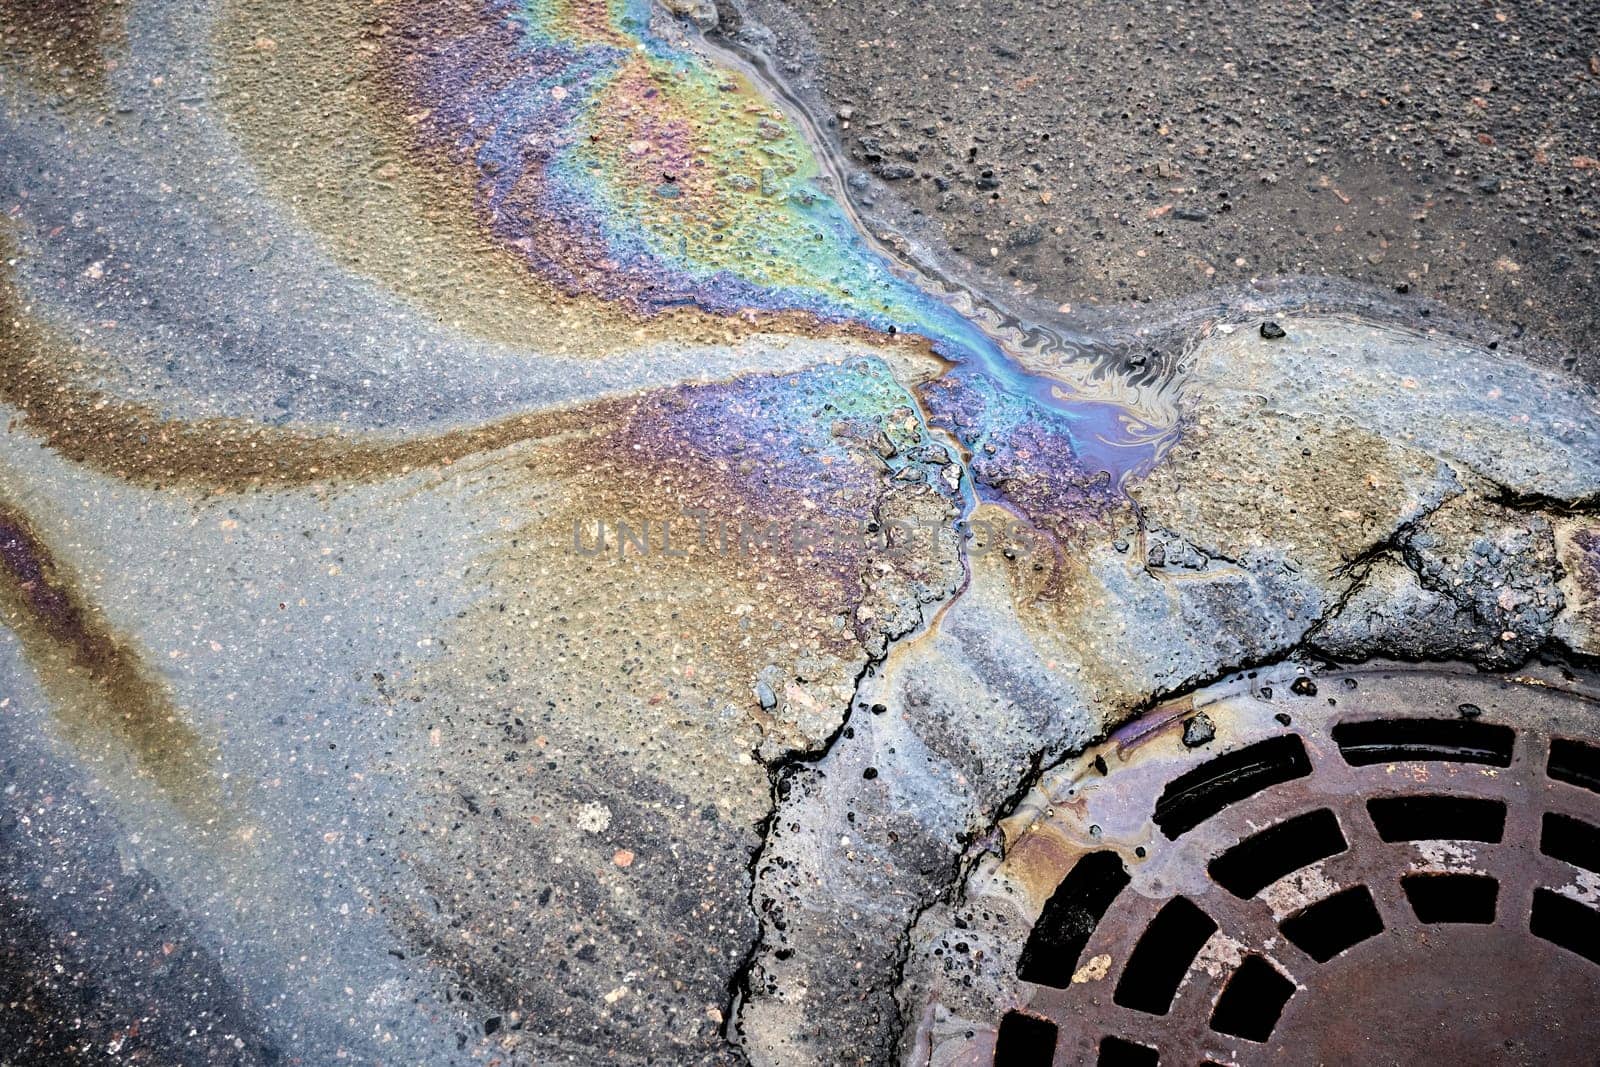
[
  {"left": 0, "top": 0, "right": 1179, "bottom": 862},
  {"left": 0, "top": 2, "right": 1176, "bottom": 1058},
  {"left": 384, "top": 0, "right": 1175, "bottom": 484},
  {"left": 0, "top": 500, "right": 228, "bottom": 828},
  {"left": 388, "top": 0, "right": 987, "bottom": 341}
]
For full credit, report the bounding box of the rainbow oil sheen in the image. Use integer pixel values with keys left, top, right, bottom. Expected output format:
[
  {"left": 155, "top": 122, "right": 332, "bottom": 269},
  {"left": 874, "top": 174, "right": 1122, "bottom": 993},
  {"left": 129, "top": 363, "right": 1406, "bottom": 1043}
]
[{"left": 388, "top": 0, "right": 1175, "bottom": 489}]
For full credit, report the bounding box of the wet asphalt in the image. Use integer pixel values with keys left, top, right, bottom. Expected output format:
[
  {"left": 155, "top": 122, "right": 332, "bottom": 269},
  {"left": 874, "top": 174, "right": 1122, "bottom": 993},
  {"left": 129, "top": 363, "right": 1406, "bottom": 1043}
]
[{"left": 746, "top": 0, "right": 1600, "bottom": 376}]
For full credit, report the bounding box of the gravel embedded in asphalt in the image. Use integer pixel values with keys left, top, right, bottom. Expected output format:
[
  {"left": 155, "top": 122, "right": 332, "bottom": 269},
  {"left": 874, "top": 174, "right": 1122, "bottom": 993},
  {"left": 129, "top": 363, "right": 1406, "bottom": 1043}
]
[{"left": 768, "top": 0, "right": 1600, "bottom": 364}]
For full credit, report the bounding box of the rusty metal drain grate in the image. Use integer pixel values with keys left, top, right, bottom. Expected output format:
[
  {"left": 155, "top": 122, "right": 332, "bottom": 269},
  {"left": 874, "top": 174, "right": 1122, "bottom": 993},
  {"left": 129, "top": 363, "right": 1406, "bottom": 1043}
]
[{"left": 906, "top": 663, "right": 1600, "bottom": 1066}]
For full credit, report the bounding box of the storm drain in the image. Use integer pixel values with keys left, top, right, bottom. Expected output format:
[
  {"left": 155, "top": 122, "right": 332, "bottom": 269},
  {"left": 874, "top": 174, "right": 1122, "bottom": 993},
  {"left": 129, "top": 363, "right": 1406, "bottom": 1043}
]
[{"left": 904, "top": 662, "right": 1600, "bottom": 1066}]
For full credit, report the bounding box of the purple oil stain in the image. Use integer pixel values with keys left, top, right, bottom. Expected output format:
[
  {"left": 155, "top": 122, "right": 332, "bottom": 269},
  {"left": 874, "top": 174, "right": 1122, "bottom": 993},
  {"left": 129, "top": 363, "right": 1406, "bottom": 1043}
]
[
  {"left": 923, "top": 372, "right": 1137, "bottom": 539},
  {"left": 0, "top": 509, "right": 93, "bottom": 653}
]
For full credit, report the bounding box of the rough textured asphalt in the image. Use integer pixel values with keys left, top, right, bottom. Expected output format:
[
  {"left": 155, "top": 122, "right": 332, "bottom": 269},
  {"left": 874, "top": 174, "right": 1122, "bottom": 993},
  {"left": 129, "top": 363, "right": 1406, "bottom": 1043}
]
[{"left": 750, "top": 0, "right": 1600, "bottom": 367}]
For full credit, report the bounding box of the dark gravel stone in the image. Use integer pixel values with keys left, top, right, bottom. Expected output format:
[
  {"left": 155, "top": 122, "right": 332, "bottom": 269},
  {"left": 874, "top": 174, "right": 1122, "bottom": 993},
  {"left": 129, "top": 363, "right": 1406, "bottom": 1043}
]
[
  {"left": 1005, "top": 224, "right": 1044, "bottom": 248},
  {"left": 1182, "top": 712, "right": 1217, "bottom": 748}
]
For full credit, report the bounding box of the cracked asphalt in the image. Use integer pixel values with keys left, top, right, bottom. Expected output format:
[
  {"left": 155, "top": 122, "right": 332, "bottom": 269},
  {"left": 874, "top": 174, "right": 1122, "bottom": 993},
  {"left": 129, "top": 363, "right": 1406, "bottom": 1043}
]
[{"left": 734, "top": 313, "right": 1600, "bottom": 1063}]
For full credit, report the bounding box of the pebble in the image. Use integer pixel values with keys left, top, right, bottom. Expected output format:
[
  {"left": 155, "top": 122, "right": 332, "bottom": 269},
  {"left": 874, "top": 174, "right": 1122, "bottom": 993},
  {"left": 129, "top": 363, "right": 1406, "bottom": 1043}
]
[
  {"left": 1005, "top": 224, "right": 1044, "bottom": 248},
  {"left": 1181, "top": 712, "right": 1216, "bottom": 748}
]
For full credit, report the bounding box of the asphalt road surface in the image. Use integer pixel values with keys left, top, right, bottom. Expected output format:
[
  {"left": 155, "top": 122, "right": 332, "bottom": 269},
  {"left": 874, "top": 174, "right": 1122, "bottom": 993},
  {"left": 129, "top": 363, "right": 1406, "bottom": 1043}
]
[{"left": 756, "top": 0, "right": 1600, "bottom": 371}]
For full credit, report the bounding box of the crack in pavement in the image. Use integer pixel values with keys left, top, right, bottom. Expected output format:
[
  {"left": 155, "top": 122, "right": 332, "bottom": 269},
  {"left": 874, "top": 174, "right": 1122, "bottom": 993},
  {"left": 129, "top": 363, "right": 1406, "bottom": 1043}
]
[{"left": 728, "top": 310, "right": 1600, "bottom": 1065}]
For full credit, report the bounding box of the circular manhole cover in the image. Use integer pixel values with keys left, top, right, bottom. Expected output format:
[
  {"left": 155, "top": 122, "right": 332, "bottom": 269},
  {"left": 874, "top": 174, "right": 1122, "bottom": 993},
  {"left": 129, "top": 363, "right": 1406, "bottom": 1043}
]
[{"left": 903, "top": 662, "right": 1600, "bottom": 1066}]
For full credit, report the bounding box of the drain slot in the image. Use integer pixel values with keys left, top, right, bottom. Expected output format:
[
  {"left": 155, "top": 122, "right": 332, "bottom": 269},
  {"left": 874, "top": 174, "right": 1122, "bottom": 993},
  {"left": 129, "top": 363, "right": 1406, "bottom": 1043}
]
[
  {"left": 1113, "top": 896, "right": 1218, "bottom": 1015},
  {"left": 1332, "top": 718, "right": 1514, "bottom": 767},
  {"left": 1549, "top": 738, "right": 1600, "bottom": 794},
  {"left": 1531, "top": 889, "right": 1600, "bottom": 966},
  {"left": 1208, "top": 955, "right": 1295, "bottom": 1043},
  {"left": 1097, "top": 1035, "right": 1158, "bottom": 1066},
  {"left": 1366, "top": 795, "right": 1505, "bottom": 842},
  {"left": 1017, "top": 850, "right": 1130, "bottom": 987},
  {"left": 1208, "top": 808, "right": 1346, "bottom": 898},
  {"left": 1401, "top": 873, "right": 1499, "bottom": 923},
  {"left": 1153, "top": 735, "right": 1311, "bottom": 839},
  {"left": 1541, "top": 812, "right": 1600, "bottom": 875},
  {"left": 994, "top": 1011, "right": 1057, "bottom": 1066},
  {"left": 1279, "top": 885, "right": 1384, "bottom": 960}
]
